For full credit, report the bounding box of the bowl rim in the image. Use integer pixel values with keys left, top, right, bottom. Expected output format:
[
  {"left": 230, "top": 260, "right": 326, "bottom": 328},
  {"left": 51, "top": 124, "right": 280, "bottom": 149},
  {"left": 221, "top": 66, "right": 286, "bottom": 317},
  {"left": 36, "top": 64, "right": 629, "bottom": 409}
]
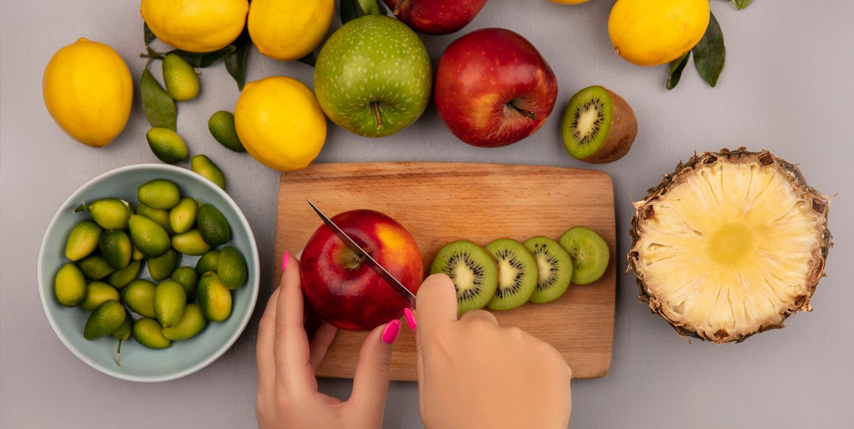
[{"left": 37, "top": 163, "right": 260, "bottom": 383}]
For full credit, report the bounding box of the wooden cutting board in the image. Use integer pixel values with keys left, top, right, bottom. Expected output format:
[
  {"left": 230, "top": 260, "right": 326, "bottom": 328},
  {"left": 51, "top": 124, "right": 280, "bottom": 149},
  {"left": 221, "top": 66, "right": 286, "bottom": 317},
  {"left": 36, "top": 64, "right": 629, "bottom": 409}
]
[{"left": 273, "top": 162, "right": 616, "bottom": 380}]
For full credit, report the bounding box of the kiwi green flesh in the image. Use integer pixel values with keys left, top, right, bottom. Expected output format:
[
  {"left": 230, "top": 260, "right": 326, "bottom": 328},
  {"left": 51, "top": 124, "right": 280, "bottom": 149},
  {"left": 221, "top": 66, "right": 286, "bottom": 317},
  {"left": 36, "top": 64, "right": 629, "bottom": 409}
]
[
  {"left": 559, "top": 227, "right": 610, "bottom": 285},
  {"left": 484, "top": 239, "right": 538, "bottom": 311},
  {"left": 430, "top": 240, "right": 498, "bottom": 314},
  {"left": 523, "top": 237, "right": 573, "bottom": 304},
  {"left": 561, "top": 86, "right": 613, "bottom": 160}
]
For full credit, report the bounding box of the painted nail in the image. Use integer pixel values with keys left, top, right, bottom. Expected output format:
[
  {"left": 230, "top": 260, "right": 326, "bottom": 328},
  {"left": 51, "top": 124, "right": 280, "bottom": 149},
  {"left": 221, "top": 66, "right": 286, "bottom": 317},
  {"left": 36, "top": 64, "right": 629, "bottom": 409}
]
[
  {"left": 381, "top": 320, "right": 401, "bottom": 344},
  {"left": 403, "top": 308, "right": 417, "bottom": 331},
  {"left": 282, "top": 251, "right": 290, "bottom": 272}
]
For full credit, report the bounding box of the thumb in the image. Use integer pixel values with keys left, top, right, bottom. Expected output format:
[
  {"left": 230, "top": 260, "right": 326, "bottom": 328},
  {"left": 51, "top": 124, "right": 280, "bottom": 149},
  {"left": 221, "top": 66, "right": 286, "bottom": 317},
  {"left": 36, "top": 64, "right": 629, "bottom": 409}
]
[{"left": 350, "top": 320, "right": 400, "bottom": 414}]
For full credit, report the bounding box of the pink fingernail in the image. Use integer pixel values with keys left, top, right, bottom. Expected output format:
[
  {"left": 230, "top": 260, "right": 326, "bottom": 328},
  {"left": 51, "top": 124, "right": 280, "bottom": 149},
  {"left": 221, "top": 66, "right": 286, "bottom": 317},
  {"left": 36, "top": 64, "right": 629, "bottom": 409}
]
[
  {"left": 403, "top": 308, "right": 417, "bottom": 331},
  {"left": 381, "top": 320, "right": 401, "bottom": 344},
  {"left": 282, "top": 251, "right": 290, "bottom": 272}
]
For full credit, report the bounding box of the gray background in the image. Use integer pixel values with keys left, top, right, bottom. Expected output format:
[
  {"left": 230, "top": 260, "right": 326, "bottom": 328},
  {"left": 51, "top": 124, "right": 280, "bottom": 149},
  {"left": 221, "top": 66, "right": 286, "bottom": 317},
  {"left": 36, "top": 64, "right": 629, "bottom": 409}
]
[{"left": 2, "top": 0, "right": 852, "bottom": 427}]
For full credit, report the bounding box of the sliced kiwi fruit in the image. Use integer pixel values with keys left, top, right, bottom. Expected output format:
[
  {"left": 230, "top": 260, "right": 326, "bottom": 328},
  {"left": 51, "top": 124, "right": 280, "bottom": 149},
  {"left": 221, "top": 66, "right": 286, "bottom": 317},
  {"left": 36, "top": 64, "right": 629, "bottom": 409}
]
[
  {"left": 430, "top": 240, "right": 498, "bottom": 314},
  {"left": 561, "top": 85, "right": 638, "bottom": 164},
  {"left": 559, "top": 226, "right": 610, "bottom": 285},
  {"left": 523, "top": 236, "right": 573, "bottom": 304},
  {"left": 485, "top": 238, "right": 538, "bottom": 311}
]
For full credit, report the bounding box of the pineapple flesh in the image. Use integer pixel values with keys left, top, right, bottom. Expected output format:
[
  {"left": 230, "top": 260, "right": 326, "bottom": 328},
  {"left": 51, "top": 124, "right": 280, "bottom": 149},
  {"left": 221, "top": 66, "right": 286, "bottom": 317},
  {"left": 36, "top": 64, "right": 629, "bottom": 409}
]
[{"left": 629, "top": 149, "right": 831, "bottom": 343}]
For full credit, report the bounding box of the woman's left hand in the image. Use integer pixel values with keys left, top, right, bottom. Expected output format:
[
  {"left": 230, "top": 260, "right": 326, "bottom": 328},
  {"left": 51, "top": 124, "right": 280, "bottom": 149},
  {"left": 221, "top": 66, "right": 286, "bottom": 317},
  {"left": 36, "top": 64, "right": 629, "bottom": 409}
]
[{"left": 255, "top": 253, "right": 401, "bottom": 429}]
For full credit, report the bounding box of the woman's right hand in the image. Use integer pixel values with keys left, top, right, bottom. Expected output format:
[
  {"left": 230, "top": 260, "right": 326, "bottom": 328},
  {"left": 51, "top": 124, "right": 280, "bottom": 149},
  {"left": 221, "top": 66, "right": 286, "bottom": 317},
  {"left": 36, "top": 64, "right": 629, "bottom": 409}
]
[{"left": 414, "top": 274, "right": 572, "bottom": 429}]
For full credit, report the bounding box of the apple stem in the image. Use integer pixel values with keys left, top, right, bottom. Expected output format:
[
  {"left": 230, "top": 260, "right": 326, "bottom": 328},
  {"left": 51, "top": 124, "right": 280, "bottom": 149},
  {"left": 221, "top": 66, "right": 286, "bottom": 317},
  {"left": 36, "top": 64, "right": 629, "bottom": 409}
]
[
  {"left": 393, "top": 0, "right": 409, "bottom": 15},
  {"left": 508, "top": 100, "right": 536, "bottom": 119},
  {"left": 372, "top": 102, "right": 383, "bottom": 130}
]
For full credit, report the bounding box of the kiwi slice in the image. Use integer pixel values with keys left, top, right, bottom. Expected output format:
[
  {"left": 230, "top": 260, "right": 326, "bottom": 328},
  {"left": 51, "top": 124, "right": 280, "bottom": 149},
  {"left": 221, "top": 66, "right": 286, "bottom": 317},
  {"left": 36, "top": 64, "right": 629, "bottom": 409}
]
[
  {"left": 559, "top": 226, "right": 610, "bottom": 285},
  {"left": 561, "top": 85, "right": 638, "bottom": 164},
  {"left": 430, "top": 240, "right": 498, "bottom": 314},
  {"left": 485, "top": 238, "right": 538, "bottom": 311},
  {"left": 523, "top": 236, "right": 573, "bottom": 304}
]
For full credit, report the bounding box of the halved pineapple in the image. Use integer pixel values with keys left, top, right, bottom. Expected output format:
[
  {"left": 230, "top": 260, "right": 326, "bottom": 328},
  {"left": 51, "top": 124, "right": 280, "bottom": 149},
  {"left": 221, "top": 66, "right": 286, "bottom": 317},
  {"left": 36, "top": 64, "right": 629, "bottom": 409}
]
[{"left": 628, "top": 148, "right": 832, "bottom": 343}]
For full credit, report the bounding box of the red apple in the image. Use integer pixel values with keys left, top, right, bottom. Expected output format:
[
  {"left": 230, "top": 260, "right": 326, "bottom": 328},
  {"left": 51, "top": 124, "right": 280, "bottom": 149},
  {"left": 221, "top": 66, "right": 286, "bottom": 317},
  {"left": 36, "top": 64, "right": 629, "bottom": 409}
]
[
  {"left": 300, "top": 209, "right": 423, "bottom": 331},
  {"left": 383, "top": 0, "right": 489, "bottom": 35},
  {"left": 434, "top": 28, "right": 559, "bottom": 148}
]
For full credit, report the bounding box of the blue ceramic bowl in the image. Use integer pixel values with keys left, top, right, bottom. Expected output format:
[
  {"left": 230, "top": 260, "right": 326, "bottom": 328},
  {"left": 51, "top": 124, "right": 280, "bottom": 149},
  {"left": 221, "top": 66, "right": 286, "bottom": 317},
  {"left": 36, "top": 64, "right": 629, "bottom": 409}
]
[{"left": 38, "top": 164, "right": 260, "bottom": 382}]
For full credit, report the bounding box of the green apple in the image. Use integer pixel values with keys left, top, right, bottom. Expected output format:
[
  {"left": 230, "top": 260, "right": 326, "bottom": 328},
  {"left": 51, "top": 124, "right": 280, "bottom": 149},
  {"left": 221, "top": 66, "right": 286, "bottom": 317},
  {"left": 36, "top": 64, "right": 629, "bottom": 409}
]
[{"left": 314, "top": 15, "right": 432, "bottom": 138}]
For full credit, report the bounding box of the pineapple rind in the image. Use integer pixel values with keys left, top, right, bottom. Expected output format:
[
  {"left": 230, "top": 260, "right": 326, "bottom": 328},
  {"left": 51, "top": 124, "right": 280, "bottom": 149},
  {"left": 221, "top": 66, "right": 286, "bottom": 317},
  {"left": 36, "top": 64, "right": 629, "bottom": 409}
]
[{"left": 628, "top": 148, "right": 832, "bottom": 344}]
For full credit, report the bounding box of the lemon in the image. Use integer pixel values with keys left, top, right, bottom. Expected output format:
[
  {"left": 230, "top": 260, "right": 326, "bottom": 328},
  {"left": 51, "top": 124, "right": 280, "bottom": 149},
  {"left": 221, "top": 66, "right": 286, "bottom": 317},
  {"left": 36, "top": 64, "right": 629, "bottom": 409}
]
[
  {"left": 608, "top": 0, "right": 710, "bottom": 67},
  {"left": 234, "top": 77, "right": 326, "bottom": 172},
  {"left": 141, "top": 0, "right": 249, "bottom": 53},
  {"left": 42, "top": 38, "right": 132, "bottom": 147},
  {"left": 248, "top": 0, "right": 334, "bottom": 61},
  {"left": 548, "top": 0, "right": 592, "bottom": 4}
]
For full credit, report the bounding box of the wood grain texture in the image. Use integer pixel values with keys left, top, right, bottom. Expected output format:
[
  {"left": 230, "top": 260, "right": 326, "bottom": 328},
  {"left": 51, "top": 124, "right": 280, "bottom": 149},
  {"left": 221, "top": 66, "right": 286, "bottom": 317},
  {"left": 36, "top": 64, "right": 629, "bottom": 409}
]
[{"left": 273, "top": 162, "right": 616, "bottom": 380}]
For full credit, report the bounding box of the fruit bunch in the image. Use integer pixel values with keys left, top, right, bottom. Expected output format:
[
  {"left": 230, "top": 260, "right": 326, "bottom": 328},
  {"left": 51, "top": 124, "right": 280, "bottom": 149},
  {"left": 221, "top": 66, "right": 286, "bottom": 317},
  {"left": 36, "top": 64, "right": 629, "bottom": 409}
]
[
  {"left": 43, "top": 0, "right": 763, "bottom": 177},
  {"left": 431, "top": 227, "right": 610, "bottom": 314},
  {"left": 53, "top": 179, "right": 249, "bottom": 363},
  {"left": 139, "top": 52, "right": 231, "bottom": 189}
]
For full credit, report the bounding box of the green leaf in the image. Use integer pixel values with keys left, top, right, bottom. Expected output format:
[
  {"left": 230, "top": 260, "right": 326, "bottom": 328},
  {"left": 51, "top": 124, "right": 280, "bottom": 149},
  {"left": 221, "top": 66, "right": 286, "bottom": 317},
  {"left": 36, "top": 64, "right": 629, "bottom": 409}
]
[
  {"left": 225, "top": 33, "right": 251, "bottom": 90},
  {"left": 143, "top": 22, "right": 155, "bottom": 46},
  {"left": 140, "top": 68, "right": 177, "bottom": 131},
  {"left": 341, "top": 0, "right": 387, "bottom": 25},
  {"left": 341, "top": 0, "right": 367, "bottom": 24},
  {"left": 730, "top": 0, "right": 754, "bottom": 10},
  {"left": 360, "top": 0, "right": 388, "bottom": 15},
  {"left": 692, "top": 11, "right": 726, "bottom": 88},
  {"left": 174, "top": 46, "right": 237, "bottom": 68},
  {"left": 297, "top": 52, "right": 316, "bottom": 68},
  {"left": 666, "top": 52, "right": 691, "bottom": 90}
]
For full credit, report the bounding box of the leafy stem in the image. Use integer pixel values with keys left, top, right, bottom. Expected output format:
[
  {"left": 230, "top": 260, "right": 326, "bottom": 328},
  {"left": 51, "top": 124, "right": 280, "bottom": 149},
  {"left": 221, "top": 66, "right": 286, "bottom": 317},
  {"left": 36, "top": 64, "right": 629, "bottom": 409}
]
[{"left": 140, "top": 46, "right": 166, "bottom": 61}]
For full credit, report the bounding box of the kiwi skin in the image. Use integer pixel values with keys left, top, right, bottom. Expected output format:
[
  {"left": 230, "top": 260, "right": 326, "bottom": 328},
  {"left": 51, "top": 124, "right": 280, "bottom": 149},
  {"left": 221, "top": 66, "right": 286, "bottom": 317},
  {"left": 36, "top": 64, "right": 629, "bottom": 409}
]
[{"left": 582, "top": 88, "right": 637, "bottom": 164}]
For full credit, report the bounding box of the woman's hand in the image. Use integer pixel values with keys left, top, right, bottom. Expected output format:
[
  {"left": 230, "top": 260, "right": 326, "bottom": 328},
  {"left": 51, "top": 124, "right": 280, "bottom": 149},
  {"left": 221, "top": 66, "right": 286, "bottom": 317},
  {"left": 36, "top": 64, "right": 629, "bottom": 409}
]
[
  {"left": 255, "top": 252, "right": 402, "bottom": 429},
  {"left": 415, "top": 274, "right": 572, "bottom": 429}
]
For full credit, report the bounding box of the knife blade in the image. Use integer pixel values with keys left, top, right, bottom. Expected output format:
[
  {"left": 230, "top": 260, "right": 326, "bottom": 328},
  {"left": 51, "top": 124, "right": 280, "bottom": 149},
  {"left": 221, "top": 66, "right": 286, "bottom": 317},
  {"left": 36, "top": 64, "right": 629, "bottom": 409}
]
[{"left": 306, "top": 199, "right": 417, "bottom": 306}]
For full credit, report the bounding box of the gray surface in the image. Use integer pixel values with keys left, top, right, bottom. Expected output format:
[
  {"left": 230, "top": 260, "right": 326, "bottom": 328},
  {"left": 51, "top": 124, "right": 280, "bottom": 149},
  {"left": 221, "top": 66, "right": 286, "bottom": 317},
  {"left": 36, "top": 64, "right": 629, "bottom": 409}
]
[{"left": 2, "top": 0, "right": 852, "bottom": 428}]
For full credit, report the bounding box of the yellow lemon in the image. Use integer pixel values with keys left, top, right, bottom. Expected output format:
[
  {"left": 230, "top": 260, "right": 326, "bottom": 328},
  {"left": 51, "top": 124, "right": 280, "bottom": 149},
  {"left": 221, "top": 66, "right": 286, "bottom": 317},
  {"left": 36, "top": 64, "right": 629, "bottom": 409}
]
[
  {"left": 43, "top": 38, "right": 133, "bottom": 147},
  {"left": 608, "top": 0, "right": 710, "bottom": 67},
  {"left": 141, "top": 0, "right": 248, "bottom": 53},
  {"left": 548, "top": 0, "right": 592, "bottom": 4},
  {"left": 234, "top": 77, "right": 327, "bottom": 172},
  {"left": 248, "top": 0, "right": 334, "bottom": 61}
]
